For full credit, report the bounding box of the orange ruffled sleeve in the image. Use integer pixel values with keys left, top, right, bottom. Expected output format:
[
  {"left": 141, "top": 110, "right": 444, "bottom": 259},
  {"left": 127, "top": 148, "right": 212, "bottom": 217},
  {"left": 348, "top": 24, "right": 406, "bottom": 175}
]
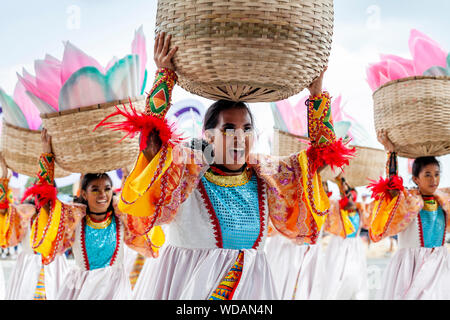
[
  {"left": 0, "top": 204, "right": 35, "bottom": 249},
  {"left": 369, "top": 190, "right": 422, "bottom": 242},
  {"left": 324, "top": 200, "right": 343, "bottom": 237},
  {"left": 0, "top": 177, "right": 36, "bottom": 248},
  {"left": 435, "top": 189, "right": 450, "bottom": 232},
  {"left": 252, "top": 150, "right": 330, "bottom": 245},
  {"left": 31, "top": 200, "right": 85, "bottom": 264},
  {"left": 118, "top": 145, "right": 206, "bottom": 236}
]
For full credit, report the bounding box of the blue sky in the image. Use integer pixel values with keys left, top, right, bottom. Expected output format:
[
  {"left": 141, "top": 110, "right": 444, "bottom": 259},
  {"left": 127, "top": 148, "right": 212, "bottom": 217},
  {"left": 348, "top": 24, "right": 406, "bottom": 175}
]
[{"left": 1, "top": 0, "right": 449, "bottom": 189}]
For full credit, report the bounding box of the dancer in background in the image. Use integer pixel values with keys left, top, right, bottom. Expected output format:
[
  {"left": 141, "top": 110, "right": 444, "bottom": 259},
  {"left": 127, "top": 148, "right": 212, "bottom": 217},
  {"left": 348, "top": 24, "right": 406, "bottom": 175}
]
[
  {"left": 100, "top": 32, "right": 354, "bottom": 300},
  {"left": 369, "top": 130, "right": 450, "bottom": 299},
  {"left": 321, "top": 174, "right": 369, "bottom": 300},
  {"left": 0, "top": 156, "right": 69, "bottom": 300},
  {"left": 21, "top": 129, "right": 164, "bottom": 300}
]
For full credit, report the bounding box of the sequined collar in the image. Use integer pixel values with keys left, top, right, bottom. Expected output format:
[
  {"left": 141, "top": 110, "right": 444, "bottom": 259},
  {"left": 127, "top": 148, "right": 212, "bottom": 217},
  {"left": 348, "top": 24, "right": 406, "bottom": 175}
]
[
  {"left": 422, "top": 195, "right": 438, "bottom": 212},
  {"left": 204, "top": 167, "right": 253, "bottom": 187},
  {"left": 86, "top": 212, "right": 113, "bottom": 229}
]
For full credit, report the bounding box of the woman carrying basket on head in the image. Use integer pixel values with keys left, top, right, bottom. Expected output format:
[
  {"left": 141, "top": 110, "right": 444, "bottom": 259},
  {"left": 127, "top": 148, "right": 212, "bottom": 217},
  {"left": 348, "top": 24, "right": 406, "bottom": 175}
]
[
  {"left": 368, "top": 130, "right": 450, "bottom": 300},
  {"left": 21, "top": 129, "right": 165, "bottom": 300},
  {"left": 97, "top": 32, "right": 355, "bottom": 300}
]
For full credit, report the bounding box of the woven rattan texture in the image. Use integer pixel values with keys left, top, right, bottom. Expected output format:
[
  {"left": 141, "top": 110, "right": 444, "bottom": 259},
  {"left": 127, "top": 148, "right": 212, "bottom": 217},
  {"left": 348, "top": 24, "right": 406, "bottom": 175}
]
[
  {"left": 373, "top": 76, "right": 450, "bottom": 158},
  {"left": 156, "top": 0, "right": 334, "bottom": 102},
  {"left": 40, "top": 98, "right": 145, "bottom": 174},
  {"left": 273, "top": 129, "right": 385, "bottom": 187},
  {"left": 0, "top": 122, "right": 70, "bottom": 178}
]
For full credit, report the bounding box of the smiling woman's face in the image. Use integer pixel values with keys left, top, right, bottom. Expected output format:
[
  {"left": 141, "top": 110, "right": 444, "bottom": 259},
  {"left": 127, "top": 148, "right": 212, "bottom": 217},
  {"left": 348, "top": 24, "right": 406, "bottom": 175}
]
[
  {"left": 412, "top": 163, "right": 440, "bottom": 195},
  {"left": 81, "top": 177, "right": 113, "bottom": 213},
  {"left": 206, "top": 108, "right": 255, "bottom": 171}
]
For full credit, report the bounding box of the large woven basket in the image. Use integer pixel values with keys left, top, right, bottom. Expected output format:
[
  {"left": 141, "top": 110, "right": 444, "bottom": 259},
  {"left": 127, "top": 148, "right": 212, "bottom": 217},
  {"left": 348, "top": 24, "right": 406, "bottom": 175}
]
[
  {"left": 373, "top": 76, "right": 450, "bottom": 158},
  {"left": 0, "top": 122, "right": 70, "bottom": 178},
  {"left": 156, "top": 0, "right": 334, "bottom": 102},
  {"left": 40, "top": 97, "right": 145, "bottom": 174},
  {"left": 273, "top": 129, "right": 385, "bottom": 187}
]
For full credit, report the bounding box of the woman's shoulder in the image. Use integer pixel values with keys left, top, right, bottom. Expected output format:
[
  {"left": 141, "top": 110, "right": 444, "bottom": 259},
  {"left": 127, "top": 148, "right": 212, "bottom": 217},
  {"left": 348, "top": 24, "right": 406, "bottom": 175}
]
[{"left": 435, "top": 189, "right": 450, "bottom": 212}]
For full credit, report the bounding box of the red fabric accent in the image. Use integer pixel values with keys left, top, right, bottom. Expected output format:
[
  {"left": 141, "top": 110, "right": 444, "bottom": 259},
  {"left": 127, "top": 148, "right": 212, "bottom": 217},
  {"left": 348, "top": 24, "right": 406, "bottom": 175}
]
[
  {"left": 327, "top": 191, "right": 333, "bottom": 198},
  {"left": 417, "top": 214, "right": 425, "bottom": 247},
  {"left": 81, "top": 218, "right": 90, "bottom": 271},
  {"left": 197, "top": 180, "right": 223, "bottom": 248},
  {"left": 442, "top": 211, "right": 447, "bottom": 246},
  {"left": 252, "top": 177, "right": 266, "bottom": 250},
  {"left": 306, "top": 138, "right": 356, "bottom": 174},
  {"left": 368, "top": 175, "right": 405, "bottom": 201},
  {"left": 339, "top": 197, "right": 349, "bottom": 210},
  {"left": 21, "top": 178, "right": 57, "bottom": 210},
  {"left": 94, "top": 98, "right": 183, "bottom": 151},
  {"left": 109, "top": 215, "right": 120, "bottom": 267},
  {"left": 209, "top": 166, "right": 229, "bottom": 176},
  {"left": 0, "top": 202, "right": 9, "bottom": 210}
]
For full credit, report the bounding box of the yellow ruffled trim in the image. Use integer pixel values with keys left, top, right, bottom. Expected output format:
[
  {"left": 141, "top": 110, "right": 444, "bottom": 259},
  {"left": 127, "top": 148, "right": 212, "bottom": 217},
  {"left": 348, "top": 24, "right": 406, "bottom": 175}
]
[
  {"left": 341, "top": 209, "right": 356, "bottom": 236},
  {"left": 147, "top": 225, "right": 165, "bottom": 254},
  {"left": 0, "top": 210, "right": 10, "bottom": 247},
  {"left": 30, "top": 199, "right": 62, "bottom": 258},
  {"left": 118, "top": 147, "right": 173, "bottom": 217},
  {"left": 370, "top": 195, "right": 399, "bottom": 238},
  {"left": 298, "top": 151, "right": 330, "bottom": 231}
]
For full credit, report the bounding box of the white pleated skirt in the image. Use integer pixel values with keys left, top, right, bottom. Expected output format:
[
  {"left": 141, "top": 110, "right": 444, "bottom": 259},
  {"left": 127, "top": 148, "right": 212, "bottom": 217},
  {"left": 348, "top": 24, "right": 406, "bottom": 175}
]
[
  {"left": 378, "top": 246, "right": 450, "bottom": 300},
  {"left": 321, "top": 235, "right": 369, "bottom": 300},
  {"left": 57, "top": 264, "right": 132, "bottom": 300},
  {"left": 6, "top": 252, "right": 69, "bottom": 300},
  {"left": 264, "top": 234, "right": 324, "bottom": 300},
  {"left": 0, "top": 262, "right": 5, "bottom": 300},
  {"left": 132, "top": 244, "right": 277, "bottom": 300}
]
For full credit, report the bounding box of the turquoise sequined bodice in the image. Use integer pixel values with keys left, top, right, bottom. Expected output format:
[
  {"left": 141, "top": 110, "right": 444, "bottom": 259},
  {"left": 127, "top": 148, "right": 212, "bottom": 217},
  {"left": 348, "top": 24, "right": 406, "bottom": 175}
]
[
  {"left": 201, "top": 175, "right": 261, "bottom": 250},
  {"left": 84, "top": 215, "right": 117, "bottom": 270},
  {"left": 419, "top": 206, "right": 445, "bottom": 248}
]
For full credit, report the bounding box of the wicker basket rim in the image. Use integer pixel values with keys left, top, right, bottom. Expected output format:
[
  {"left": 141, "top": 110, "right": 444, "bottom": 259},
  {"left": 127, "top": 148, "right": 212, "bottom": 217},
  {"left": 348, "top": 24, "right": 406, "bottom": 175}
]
[
  {"left": 373, "top": 75, "right": 450, "bottom": 96},
  {"left": 3, "top": 121, "right": 40, "bottom": 134},
  {"left": 40, "top": 96, "right": 145, "bottom": 119},
  {"left": 274, "top": 128, "right": 384, "bottom": 153}
]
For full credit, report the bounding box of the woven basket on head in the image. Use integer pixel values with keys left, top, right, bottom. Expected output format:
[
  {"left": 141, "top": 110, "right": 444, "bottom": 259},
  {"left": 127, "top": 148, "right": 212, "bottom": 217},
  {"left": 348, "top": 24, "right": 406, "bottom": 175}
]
[
  {"left": 40, "top": 97, "right": 145, "bottom": 174},
  {"left": 273, "top": 129, "right": 385, "bottom": 187},
  {"left": 156, "top": 0, "right": 334, "bottom": 102},
  {"left": 0, "top": 122, "right": 70, "bottom": 178},
  {"left": 373, "top": 76, "right": 450, "bottom": 158}
]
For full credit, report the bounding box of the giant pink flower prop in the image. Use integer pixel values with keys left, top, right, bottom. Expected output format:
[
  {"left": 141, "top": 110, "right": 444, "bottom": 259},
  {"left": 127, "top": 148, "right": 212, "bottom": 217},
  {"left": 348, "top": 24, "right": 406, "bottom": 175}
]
[
  {"left": 366, "top": 29, "right": 449, "bottom": 92},
  {"left": 16, "top": 26, "right": 147, "bottom": 113}
]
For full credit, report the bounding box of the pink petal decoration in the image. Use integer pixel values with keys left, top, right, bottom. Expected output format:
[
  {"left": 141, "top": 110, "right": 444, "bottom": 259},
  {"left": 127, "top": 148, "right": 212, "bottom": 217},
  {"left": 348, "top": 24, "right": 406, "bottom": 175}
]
[
  {"left": 131, "top": 26, "right": 147, "bottom": 89},
  {"left": 105, "top": 56, "right": 119, "bottom": 72},
  {"left": 366, "top": 61, "right": 388, "bottom": 92},
  {"left": 44, "top": 54, "right": 61, "bottom": 66},
  {"left": 386, "top": 58, "right": 411, "bottom": 81},
  {"left": 379, "top": 72, "right": 391, "bottom": 87},
  {"left": 13, "top": 81, "right": 42, "bottom": 130},
  {"left": 22, "top": 68, "right": 37, "bottom": 86},
  {"left": 17, "top": 72, "right": 59, "bottom": 110},
  {"left": 35, "top": 59, "right": 62, "bottom": 104},
  {"left": 409, "top": 29, "right": 447, "bottom": 75},
  {"left": 366, "top": 66, "right": 380, "bottom": 92},
  {"left": 275, "top": 96, "right": 309, "bottom": 136},
  {"left": 61, "top": 41, "right": 105, "bottom": 85},
  {"left": 380, "top": 54, "right": 416, "bottom": 76}
]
